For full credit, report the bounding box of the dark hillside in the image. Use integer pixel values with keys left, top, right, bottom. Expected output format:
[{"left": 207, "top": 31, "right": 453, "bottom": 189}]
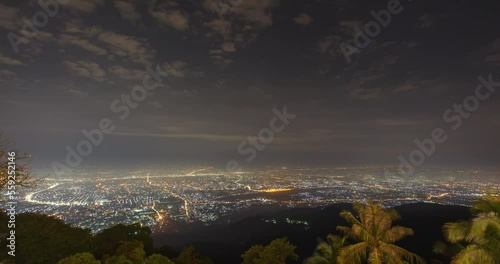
[{"left": 156, "top": 203, "right": 471, "bottom": 263}]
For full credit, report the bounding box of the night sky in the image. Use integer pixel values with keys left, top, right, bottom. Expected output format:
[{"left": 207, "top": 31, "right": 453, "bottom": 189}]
[{"left": 1, "top": 0, "right": 499, "bottom": 172}]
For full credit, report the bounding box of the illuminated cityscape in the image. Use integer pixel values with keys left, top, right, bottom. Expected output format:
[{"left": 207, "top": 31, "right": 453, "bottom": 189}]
[{"left": 7, "top": 166, "right": 499, "bottom": 234}]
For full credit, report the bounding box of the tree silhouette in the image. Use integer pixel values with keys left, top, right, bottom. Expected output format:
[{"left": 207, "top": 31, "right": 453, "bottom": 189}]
[
  {"left": 94, "top": 223, "right": 153, "bottom": 261},
  {"left": 175, "top": 246, "right": 214, "bottom": 264},
  {"left": 143, "top": 254, "right": 174, "bottom": 264},
  {"left": 434, "top": 193, "right": 500, "bottom": 263},
  {"left": 0, "top": 133, "right": 39, "bottom": 190},
  {"left": 114, "top": 240, "right": 145, "bottom": 264},
  {"left": 58, "top": 253, "right": 101, "bottom": 264},
  {"left": 305, "top": 235, "right": 349, "bottom": 264},
  {"left": 0, "top": 213, "right": 94, "bottom": 263},
  {"left": 336, "top": 201, "right": 425, "bottom": 264},
  {"left": 104, "top": 255, "right": 133, "bottom": 264},
  {"left": 241, "top": 237, "right": 298, "bottom": 264}
]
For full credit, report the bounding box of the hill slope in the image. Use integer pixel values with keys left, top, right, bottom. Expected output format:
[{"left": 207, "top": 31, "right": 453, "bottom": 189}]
[{"left": 155, "top": 203, "right": 471, "bottom": 263}]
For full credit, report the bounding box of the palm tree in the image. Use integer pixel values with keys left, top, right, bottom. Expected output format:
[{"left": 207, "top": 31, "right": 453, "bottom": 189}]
[
  {"left": 434, "top": 194, "right": 500, "bottom": 264},
  {"left": 304, "top": 234, "right": 349, "bottom": 264},
  {"left": 336, "top": 201, "right": 426, "bottom": 264}
]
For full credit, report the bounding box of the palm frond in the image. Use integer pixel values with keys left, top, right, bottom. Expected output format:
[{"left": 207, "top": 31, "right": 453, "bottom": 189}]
[
  {"left": 451, "top": 244, "right": 496, "bottom": 264},
  {"left": 379, "top": 243, "right": 426, "bottom": 264},
  {"left": 443, "top": 221, "right": 469, "bottom": 243},
  {"left": 338, "top": 242, "right": 368, "bottom": 264},
  {"left": 382, "top": 226, "right": 414, "bottom": 243}
]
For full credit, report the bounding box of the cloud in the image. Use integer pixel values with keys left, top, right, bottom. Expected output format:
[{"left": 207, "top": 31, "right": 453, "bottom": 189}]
[
  {"left": 153, "top": 10, "right": 189, "bottom": 31},
  {"left": 156, "top": 61, "right": 205, "bottom": 78},
  {"left": 318, "top": 34, "right": 346, "bottom": 56},
  {"left": 0, "top": 53, "right": 23, "bottom": 65},
  {"left": 349, "top": 87, "right": 381, "bottom": 100},
  {"left": 0, "top": 69, "right": 19, "bottom": 82},
  {"left": 208, "top": 49, "right": 232, "bottom": 65},
  {"left": 405, "top": 41, "right": 419, "bottom": 48},
  {"left": 0, "top": 3, "right": 20, "bottom": 30},
  {"left": 315, "top": 65, "right": 331, "bottom": 75},
  {"left": 147, "top": 101, "right": 163, "bottom": 109},
  {"left": 163, "top": 60, "right": 187, "bottom": 78},
  {"left": 59, "top": 34, "right": 108, "bottom": 55},
  {"left": 205, "top": 19, "right": 232, "bottom": 35},
  {"left": 318, "top": 35, "right": 336, "bottom": 53},
  {"left": 231, "top": 0, "right": 280, "bottom": 28},
  {"left": 148, "top": 1, "right": 189, "bottom": 31},
  {"left": 201, "top": 0, "right": 280, "bottom": 65},
  {"left": 161, "top": 61, "right": 204, "bottom": 78},
  {"left": 202, "top": 0, "right": 280, "bottom": 27},
  {"left": 480, "top": 39, "right": 500, "bottom": 65},
  {"left": 384, "top": 56, "right": 399, "bottom": 64},
  {"left": 318, "top": 21, "right": 416, "bottom": 60},
  {"left": 97, "top": 31, "right": 154, "bottom": 64},
  {"left": 62, "top": 0, "right": 105, "bottom": 13},
  {"left": 209, "top": 49, "right": 223, "bottom": 55},
  {"left": 109, "top": 65, "right": 147, "bottom": 80},
  {"left": 211, "top": 57, "right": 233, "bottom": 66},
  {"left": 394, "top": 82, "right": 416, "bottom": 93},
  {"left": 114, "top": 0, "right": 142, "bottom": 22},
  {"left": 294, "top": 13, "right": 313, "bottom": 26},
  {"left": 221, "top": 42, "right": 237, "bottom": 52},
  {"left": 36, "top": 31, "right": 56, "bottom": 42},
  {"left": 62, "top": 21, "right": 102, "bottom": 37},
  {"left": 417, "top": 15, "right": 433, "bottom": 28},
  {"left": 337, "top": 20, "right": 364, "bottom": 36},
  {"left": 344, "top": 63, "right": 399, "bottom": 100},
  {"left": 191, "top": 70, "right": 206, "bottom": 78},
  {"left": 484, "top": 53, "right": 500, "bottom": 64},
  {"left": 316, "top": 20, "right": 364, "bottom": 56},
  {"left": 375, "top": 119, "right": 418, "bottom": 127},
  {"left": 112, "top": 131, "right": 245, "bottom": 142},
  {"left": 58, "top": 21, "right": 108, "bottom": 55},
  {"left": 66, "top": 89, "right": 89, "bottom": 99},
  {"left": 63, "top": 61, "right": 106, "bottom": 81}
]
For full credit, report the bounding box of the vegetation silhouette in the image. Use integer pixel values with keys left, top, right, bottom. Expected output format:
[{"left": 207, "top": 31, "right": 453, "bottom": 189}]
[
  {"left": 0, "top": 133, "right": 39, "bottom": 190},
  {"left": 0, "top": 213, "right": 94, "bottom": 263},
  {"left": 434, "top": 193, "right": 500, "bottom": 264},
  {"left": 304, "top": 235, "right": 349, "bottom": 264},
  {"left": 241, "top": 237, "right": 298, "bottom": 264},
  {"left": 335, "top": 201, "right": 426, "bottom": 264}
]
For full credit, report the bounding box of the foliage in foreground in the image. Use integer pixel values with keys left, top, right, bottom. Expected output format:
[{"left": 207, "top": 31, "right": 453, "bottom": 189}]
[
  {"left": 174, "top": 246, "right": 213, "bottom": 264},
  {"left": 304, "top": 235, "right": 349, "bottom": 264},
  {"left": 94, "top": 223, "right": 154, "bottom": 260},
  {"left": 0, "top": 213, "right": 94, "bottom": 263},
  {"left": 58, "top": 253, "right": 101, "bottom": 264},
  {"left": 434, "top": 193, "right": 500, "bottom": 264},
  {"left": 336, "top": 201, "right": 426, "bottom": 264},
  {"left": 241, "top": 237, "right": 298, "bottom": 264},
  {"left": 0, "top": 213, "right": 198, "bottom": 264}
]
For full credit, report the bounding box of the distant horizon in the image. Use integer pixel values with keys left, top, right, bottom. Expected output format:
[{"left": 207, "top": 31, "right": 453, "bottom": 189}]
[{"left": 28, "top": 159, "right": 500, "bottom": 175}]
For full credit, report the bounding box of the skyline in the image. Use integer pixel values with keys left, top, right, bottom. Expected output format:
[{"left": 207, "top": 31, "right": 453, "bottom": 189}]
[
  {"left": 12, "top": 165, "right": 500, "bottom": 234},
  {"left": 1, "top": 0, "right": 500, "bottom": 174}
]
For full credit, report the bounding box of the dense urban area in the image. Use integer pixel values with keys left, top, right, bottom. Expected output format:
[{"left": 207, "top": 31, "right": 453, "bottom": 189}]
[{"left": 5, "top": 166, "right": 499, "bottom": 234}]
